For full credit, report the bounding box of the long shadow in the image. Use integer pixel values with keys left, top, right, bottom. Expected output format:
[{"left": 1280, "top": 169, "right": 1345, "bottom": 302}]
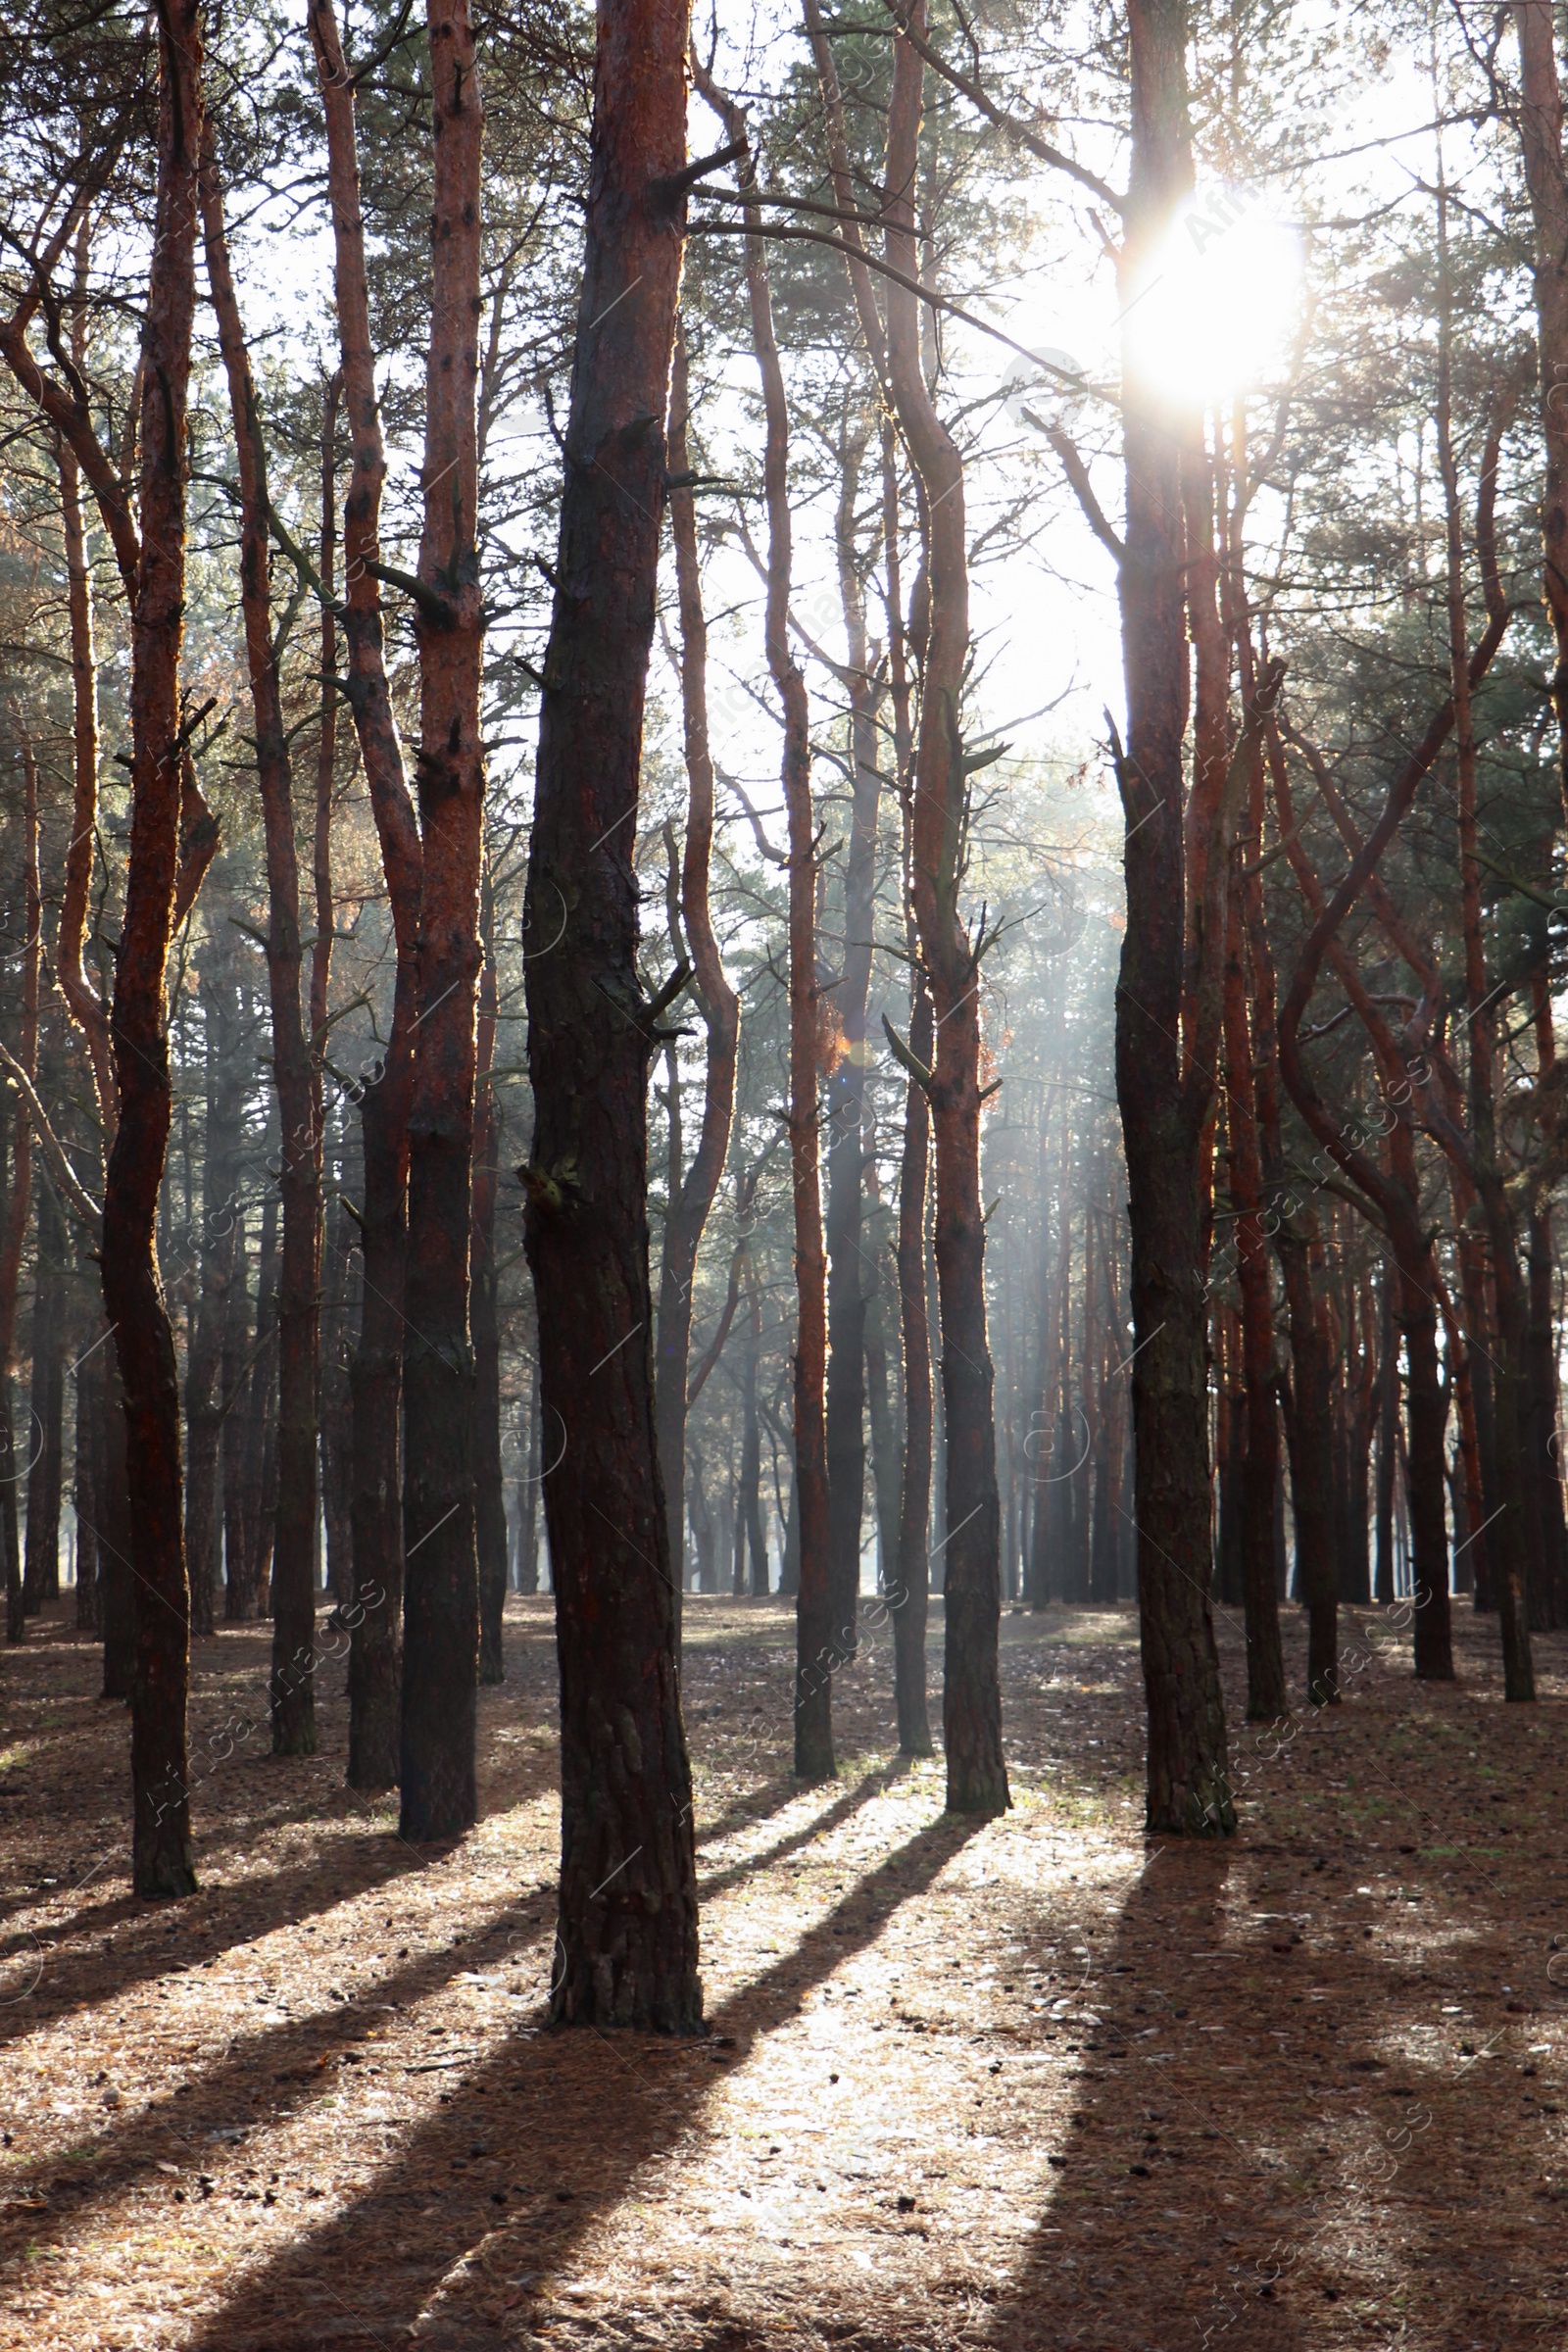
[
  {"left": 973, "top": 1841, "right": 1311, "bottom": 2352},
  {"left": 185, "top": 1812, "right": 986, "bottom": 2351},
  {"left": 0, "top": 1889, "right": 554, "bottom": 2278},
  {"left": 0, "top": 1669, "right": 564, "bottom": 1977},
  {"left": 0, "top": 1825, "right": 437, "bottom": 2056},
  {"left": 697, "top": 1766, "right": 891, "bottom": 1902},
  {"left": 980, "top": 1818, "right": 1568, "bottom": 2352}
]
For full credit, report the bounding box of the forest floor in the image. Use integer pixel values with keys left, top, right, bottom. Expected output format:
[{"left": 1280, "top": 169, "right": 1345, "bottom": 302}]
[{"left": 1, "top": 1592, "right": 1565, "bottom": 2352}]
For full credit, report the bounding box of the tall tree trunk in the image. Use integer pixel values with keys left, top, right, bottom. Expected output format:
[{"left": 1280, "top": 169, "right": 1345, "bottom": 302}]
[
  {"left": 741, "top": 1257, "right": 768, "bottom": 1594},
  {"left": 1436, "top": 257, "right": 1534, "bottom": 1697},
  {"left": 1375, "top": 1272, "right": 1398, "bottom": 1603},
  {"left": 516, "top": 1366, "right": 540, "bottom": 1595},
  {"left": 74, "top": 1320, "right": 101, "bottom": 1632},
  {"left": 319, "top": 1136, "right": 356, "bottom": 1604},
  {"left": 653, "top": 319, "right": 740, "bottom": 1600},
  {"left": 308, "top": 0, "right": 424, "bottom": 1787},
  {"left": 397, "top": 0, "right": 489, "bottom": 1839},
  {"left": 0, "top": 724, "right": 39, "bottom": 1643},
  {"left": 694, "top": 61, "right": 833, "bottom": 1779},
  {"left": 822, "top": 420, "right": 882, "bottom": 1665},
  {"left": 54, "top": 310, "right": 137, "bottom": 1692},
  {"left": 103, "top": 0, "right": 206, "bottom": 1897},
  {"left": 23, "top": 1174, "right": 66, "bottom": 1614},
  {"left": 1223, "top": 837, "right": 1288, "bottom": 1717},
  {"left": 473, "top": 887, "right": 508, "bottom": 1686},
  {"left": 884, "top": 5, "right": 1006, "bottom": 1816},
  {"left": 862, "top": 1157, "right": 903, "bottom": 1596},
  {"left": 183, "top": 956, "right": 241, "bottom": 1640},
  {"left": 347, "top": 997, "right": 414, "bottom": 1787},
  {"left": 1108, "top": 0, "right": 1243, "bottom": 1830},
  {"left": 1513, "top": 0, "right": 1568, "bottom": 811},
  {"left": 893, "top": 973, "right": 935, "bottom": 1757},
  {"left": 522, "top": 0, "right": 701, "bottom": 2030},
  {"left": 201, "top": 149, "right": 321, "bottom": 1745},
  {"left": 234, "top": 1193, "right": 277, "bottom": 1621}
]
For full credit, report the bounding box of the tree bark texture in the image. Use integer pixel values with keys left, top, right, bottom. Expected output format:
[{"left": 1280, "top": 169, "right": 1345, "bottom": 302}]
[
  {"left": 102, "top": 0, "right": 205, "bottom": 1898},
  {"left": 397, "top": 0, "right": 488, "bottom": 1840},
  {"left": 309, "top": 0, "right": 425, "bottom": 1787},
  {"left": 521, "top": 0, "right": 701, "bottom": 2031},
  {"left": 1113, "top": 0, "right": 1235, "bottom": 1833},
  {"left": 885, "top": 4, "right": 1006, "bottom": 1816}
]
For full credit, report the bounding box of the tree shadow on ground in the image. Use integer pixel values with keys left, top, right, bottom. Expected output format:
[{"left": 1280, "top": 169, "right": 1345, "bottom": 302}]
[
  {"left": 184, "top": 1811, "right": 986, "bottom": 2351},
  {"left": 0, "top": 1888, "right": 552, "bottom": 2278},
  {"left": 0, "top": 1828, "right": 451, "bottom": 2053},
  {"left": 981, "top": 1818, "right": 1568, "bottom": 2351}
]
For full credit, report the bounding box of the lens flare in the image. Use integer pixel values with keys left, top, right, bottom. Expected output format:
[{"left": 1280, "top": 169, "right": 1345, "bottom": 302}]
[{"left": 1121, "top": 185, "right": 1303, "bottom": 405}]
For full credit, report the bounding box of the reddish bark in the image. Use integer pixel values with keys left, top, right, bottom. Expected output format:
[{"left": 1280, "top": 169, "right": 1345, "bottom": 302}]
[
  {"left": 200, "top": 140, "right": 322, "bottom": 1753},
  {"left": 397, "top": 0, "right": 488, "bottom": 1839},
  {"left": 884, "top": 2, "right": 1006, "bottom": 1816},
  {"left": 103, "top": 0, "right": 206, "bottom": 1898},
  {"left": 522, "top": 0, "right": 701, "bottom": 2028}
]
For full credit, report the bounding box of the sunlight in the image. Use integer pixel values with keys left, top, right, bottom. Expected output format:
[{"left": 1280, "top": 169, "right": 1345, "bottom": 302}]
[{"left": 1121, "top": 186, "right": 1303, "bottom": 405}]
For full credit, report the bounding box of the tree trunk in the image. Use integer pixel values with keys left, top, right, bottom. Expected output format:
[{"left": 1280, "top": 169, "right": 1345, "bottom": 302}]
[
  {"left": 221, "top": 1194, "right": 253, "bottom": 1622},
  {"left": 395, "top": 0, "right": 489, "bottom": 1840},
  {"left": 653, "top": 322, "right": 741, "bottom": 1592},
  {"left": 347, "top": 991, "right": 414, "bottom": 1789},
  {"left": 319, "top": 1137, "right": 356, "bottom": 1604},
  {"left": 695, "top": 62, "right": 833, "bottom": 1779},
  {"left": 1106, "top": 0, "right": 1239, "bottom": 1831},
  {"left": 23, "top": 1176, "right": 66, "bottom": 1614},
  {"left": 473, "top": 897, "right": 508, "bottom": 1686},
  {"left": 1223, "top": 852, "right": 1288, "bottom": 1717},
  {"left": 232, "top": 1194, "right": 277, "bottom": 1622},
  {"left": 0, "top": 724, "right": 38, "bottom": 1644},
  {"left": 201, "top": 139, "right": 321, "bottom": 1747},
  {"left": 885, "top": 4, "right": 1006, "bottom": 1816},
  {"left": 822, "top": 421, "right": 882, "bottom": 1664},
  {"left": 516, "top": 1367, "right": 540, "bottom": 1595},
  {"left": 183, "top": 957, "right": 242, "bottom": 1641},
  {"left": 1513, "top": 0, "right": 1568, "bottom": 813},
  {"left": 741, "top": 1258, "right": 768, "bottom": 1594},
  {"left": 74, "top": 1326, "right": 101, "bottom": 1633},
  {"left": 103, "top": 0, "right": 206, "bottom": 1897},
  {"left": 308, "top": 0, "right": 426, "bottom": 1784},
  {"left": 521, "top": 0, "right": 701, "bottom": 2029},
  {"left": 1375, "top": 1273, "right": 1398, "bottom": 1603}
]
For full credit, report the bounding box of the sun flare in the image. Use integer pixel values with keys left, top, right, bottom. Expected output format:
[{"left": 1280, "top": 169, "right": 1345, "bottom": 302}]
[{"left": 1121, "top": 187, "right": 1303, "bottom": 406}]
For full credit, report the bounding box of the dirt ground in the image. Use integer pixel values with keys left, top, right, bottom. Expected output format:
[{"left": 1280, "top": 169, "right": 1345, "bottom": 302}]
[{"left": 0, "top": 1589, "right": 1565, "bottom": 2352}]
